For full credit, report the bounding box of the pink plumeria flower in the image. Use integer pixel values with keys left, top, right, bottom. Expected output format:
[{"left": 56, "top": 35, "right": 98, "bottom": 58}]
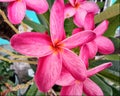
[
  {"left": 56, "top": 62, "right": 112, "bottom": 96},
  {"left": 64, "top": 0, "right": 99, "bottom": 27},
  {"left": 10, "top": 0, "right": 96, "bottom": 92},
  {"left": 0, "top": 0, "right": 48, "bottom": 24},
  {"left": 73, "top": 13, "right": 114, "bottom": 67}
]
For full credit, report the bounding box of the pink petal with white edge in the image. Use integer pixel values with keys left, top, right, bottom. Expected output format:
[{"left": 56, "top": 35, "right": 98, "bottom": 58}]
[
  {"left": 64, "top": 3, "right": 76, "bottom": 19},
  {"left": 10, "top": 32, "right": 52, "bottom": 57},
  {"left": 73, "top": 8, "right": 87, "bottom": 27},
  {"left": 95, "top": 36, "right": 114, "bottom": 54},
  {"left": 87, "top": 62, "right": 112, "bottom": 77},
  {"left": 83, "top": 78, "right": 103, "bottom": 96},
  {"left": 80, "top": 1, "right": 100, "bottom": 14},
  {"left": 34, "top": 53, "right": 62, "bottom": 92},
  {"left": 50, "top": 0, "right": 65, "bottom": 44},
  {"left": 8, "top": 1, "right": 26, "bottom": 24},
  {"left": 60, "top": 31, "right": 96, "bottom": 49},
  {"left": 79, "top": 44, "right": 89, "bottom": 68},
  {"left": 61, "top": 49, "right": 87, "bottom": 81},
  {"left": 0, "top": 0, "right": 15, "bottom": 2},
  {"left": 25, "top": 0, "right": 48, "bottom": 14},
  {"left": 69, "top": 0, "right": 75, "bottom": 6},
  {"left": 56, "top": 68, "right": 75, "bottom": 86},
  {"left": 72, "top": 28, "right": 84, "bottom": 34},
  {"left": 60, "top": 82, "right": 83, "bottom": 96},
  {"left": 93, "top": 20, "right": 109, "bottom": 36},
  {"left": 84, "top": 13, "right": 95, "bottom": 30}
]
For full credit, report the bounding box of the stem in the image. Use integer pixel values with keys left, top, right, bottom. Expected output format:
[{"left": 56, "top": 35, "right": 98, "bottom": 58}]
[{"left": 0, "top": 9, "right": 19, "bottom": 34}]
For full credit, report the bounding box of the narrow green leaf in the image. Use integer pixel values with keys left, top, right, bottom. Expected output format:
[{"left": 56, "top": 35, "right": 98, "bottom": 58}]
[
  {"left": 104, "top": 15, "right": 120, "bottom": 37},
  {"left": 90, "top": 75, "right": 113, "bottom": 96},
  {"left": 95, "top": 3, "right": 120, "bottom": 23},
  {"left": 23, "top": 19, "right": 47, "bottom": 32},
  {"left": 104, "top": 54, "right": 120, "bottom": 61},
  {"left": 47, "top": 0, "right": 54, "bottom": 8},
  {"left": 36, "top": 11, "right": 50, "bottom": 29},
  {"left": 26, "top": 83, "right": 38, "bottom": 96}
]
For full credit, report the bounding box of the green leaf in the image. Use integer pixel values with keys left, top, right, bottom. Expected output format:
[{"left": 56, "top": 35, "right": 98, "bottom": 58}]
[
  {"left": 109, "top": 37, "right": 120, "bottom": 49},
  {"left": 47, "top": 0, "right": 54, "bottom": 8},
  {"left": 23, "top": 19, "right": 47, "bottom": 32},
  {"left": 95, "top": 3, "right": 120, "bottom": 23},
  {"left": 36, "top": 11, "right": 50, "bottom": 29},
  {"left": 64, "top": 18, "right": 76, "bottom": 35},
  {"left": 104, "top": 54, "right": 120, "bottom": 61},
  {"left": 90, "top": 75, "right": 113, "bottom": 96},
  {"left": 104, "top": 15, "right": 120, "bottom": 37}
]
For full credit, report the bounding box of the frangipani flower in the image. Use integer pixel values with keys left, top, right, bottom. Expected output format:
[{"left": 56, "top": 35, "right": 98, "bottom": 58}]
[
  {"left": 0, "top": 0, "right": 48, "bottom": 24},
  {"left": 10, "top": 0, "right": 96, "bottom": 92},
  {"left": 56, "top": 62, "right": 112, "bottom": 96},
  {"left": 64, "top": 0, "right": 99, "bottom": 27},
  {"left": 73, "top": 13, "right": 114, "bottom": 67}
]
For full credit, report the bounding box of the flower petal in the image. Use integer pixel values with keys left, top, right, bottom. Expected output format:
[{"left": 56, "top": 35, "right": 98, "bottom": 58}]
[
  {"left": 0, "top": 0, "right": 15, "bottom": 2},
  {"left": 95, "top": 36, "right": 114, "bottom": 54},
  {"left": 80, "top": 1, "right": 100, "bottom": 14},
  {"left": 84, "top": 12, "right": 95, "bottom": 30},
  {"left": 10, "top": 32, "right": 52, "bottom": 57},
  {"left": 34, "top": 53, "right": 62, "bottom": 92},
  {"left": 50, "top": 0, "right": 66, "bottom": 44},
  {"left": 93, "top": 20, "right": 109, "bottom": 36},
  {"left": 25, "top": 0, "right": 48, "bottom": 14},
  {"left": 64, "top": 3, "right": 76, "bottom": 19},
  {"left": 73, "top": 8, "right": 87, "bottom": 27},
  {"left": 61, "top": 49, "right": 86, "bottom": 81},
  {"left": 83, "top": 78, "right": 103, "bottom": 96},
  {"left": 56, "top": 68, "right": 75, "bottom": 86},
  {"left": 79, "top": 44, "right": 89, "bottom": 68},
  {"left": 87, "top": 62, "right": 112, "bottom": 77},
  {"left": 69, "top": 0, "right": 75, "bottom": 6},
  {"left": 8, "top": 1, "right": 26, "bottom": 24},
  {"left": 72, "top": 28, "right": 84, "bottom": 34},
  {"left": 60, "top": 31, "right": 96, "bottom": 49},
  {"left": 60, "top": 83, "right": 83, "bottom": 96}
]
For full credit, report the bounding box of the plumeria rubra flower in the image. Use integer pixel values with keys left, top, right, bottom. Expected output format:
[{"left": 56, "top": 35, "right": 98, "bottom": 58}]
[
  {"left": 0, "top": 0, "right": 48, "bottom": 24},
  {"left": 56, "top": 62, "right": 112, "bottom": 96},
  {"left": 10, "top": 0, "right": 96, "bottom": 92},
  {"left": 73, "top": 13, "right": 114, "bottom": 67},
  {"left": 64, "top": 0, "right": 99, "bottom": 27}
]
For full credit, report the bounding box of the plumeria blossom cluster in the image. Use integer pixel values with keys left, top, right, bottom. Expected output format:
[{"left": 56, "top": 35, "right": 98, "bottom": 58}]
[{"left": 0, "top": 0, "right": 115, "bottom": 95}]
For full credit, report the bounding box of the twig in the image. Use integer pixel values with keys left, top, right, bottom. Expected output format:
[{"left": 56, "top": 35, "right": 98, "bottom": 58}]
[
  {"left": 0, "top": 56, "right": 37, "bottom": 64},
  {"left": 0, "top": 47, "right": 32, "bottom": 59},
  {"left": 0, "top": 9, "right": 19, "bottom": 34}
]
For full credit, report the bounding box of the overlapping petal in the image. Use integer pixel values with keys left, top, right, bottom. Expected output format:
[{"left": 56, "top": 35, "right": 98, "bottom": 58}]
[
  {"left": 60, "top": 31, "right": 96, "bottom": 49},
  {"left": 83, "top": 78, "right": 103, "bottom": 96},
  {"left": 64, "top": 3, "right": 76, "bottom": 18},
  {"left": 95, "top": 36, "right": 114, "bottom": 54},
  {"left": 93, "top": 20, "right": 109, "bottom": 36},
  {"left": 84, "top": 13, "right": 95, "bottom": 30},
  {"left": 56, "top": 68, "right": 75, "bottom": 86},
  {"left": 73, "top": 8, "right": 87, "bottom": 27},
  {"left": 60, "top": 83, "right": 83, "bottom": 96},
  {"left": 10, "top": 32, "right": 52, "bottom": 57},
  {"left": 34, "top": 53, "right": 62, "bottom": 92},
  {"left": 61, "top": 49, "right": 86, "bottom": 81},
  {"left": 0, "top": 0, "right": 15, "bottom": 2},
  {"left": 25, "top": 0, "right": 48, "bottom": 14},
  {"left": 50, "top": 0, "right": 65, "bottom": 44},
  {"left": 87, "top": 62, "right": 112, "bottom": 77},
  {"left": 80, "top": 1, "right": 100, "bottom": 14},
  {"left": 79, "top": 44, "right": 89, "bottom": 68},
  {"left": 69, "top": 0, "right": 75, "bottom": 6},
  {"left": 8, "top": 1, "right": 26, "bottom": 24},
  {"left": 72, "top": 28, "right": 84, "bottom": 34}
]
